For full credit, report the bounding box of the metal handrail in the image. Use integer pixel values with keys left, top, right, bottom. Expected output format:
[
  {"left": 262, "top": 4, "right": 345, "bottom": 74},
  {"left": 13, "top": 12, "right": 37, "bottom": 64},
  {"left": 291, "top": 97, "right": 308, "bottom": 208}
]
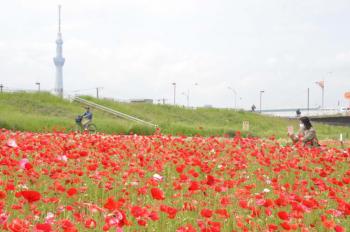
[{"left": 73, "top": 96, "right": 157, "bottom": 128}]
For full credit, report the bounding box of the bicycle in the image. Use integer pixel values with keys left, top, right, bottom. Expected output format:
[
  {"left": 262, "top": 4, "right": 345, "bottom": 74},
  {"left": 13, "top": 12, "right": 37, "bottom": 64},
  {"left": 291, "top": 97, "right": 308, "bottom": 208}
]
[{"left": 75, "top": 115, "right": 97, "bottom": 134}]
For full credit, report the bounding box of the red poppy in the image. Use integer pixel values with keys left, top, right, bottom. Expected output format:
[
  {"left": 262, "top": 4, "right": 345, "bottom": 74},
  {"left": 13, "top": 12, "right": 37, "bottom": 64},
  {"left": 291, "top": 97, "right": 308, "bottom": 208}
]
[
  {"left": 137, "top": 219, "right": 147, "bottom": 226},
  {"left": 280, "top": 221, "right": 291, "bottom": 230},
  {"left": 160, "top": 205, "right": 177, "bottom": 219},
  {"left": 220, "top": 196, "right": 231, "bottom": 206},
  {"left": 5, "top": 183, "right": 15, "bottom": 191},
  {"left": 35, "top": 223, "right": 52, "bottom": 232},
  {"left": 334, "top": 225, "right": 345, "bottom": 232},
  {"left": 84, "top": 219, "right": 96, "bottom": 229},
  {"left": 268, "top": 224, "right": 278, "bottom": 231},
  {"left": 215, "top": 209, "right": 229, "bottom": 218},
  {"left": 24, "top": 162, "right": 33, "bottom": 170},
  {"left": 239, "top": 200, "right": 249, "bottom": 209},
  {"left": 200, "top": 208, "right": 213, "bottom": 218},
  {"left": 151, "top": 188, "right": 165, "bottom": 200},
  {"left": 263, "top": 199, "right": 274, "bottom": 208},
  {"left": 67, "top": 188, "right": 77, "bottom": 197},
  {"left": 148, "top": 211, "right": 159, "bottom": 221},
  {"left": 61, "top": 220, "right": 78, "bottom": 232},
  {"left": 277, "top": 211, "right": 289, "bottom": 220},
  {"left": 20, "top": 190, "right": 41, "bottom": 203},
  {"left": 207, "top": 175, "right": 215, "bottom": 186},
  {"left": 131, "top": 206, "right": 147, "bottom": 218},
  {"left": 188, "top": 181, "right": 200, "bottom": 191},
  {"left": 104, "top": 197, "right": 118, "bottom": 211},
  {"left": 8, "top": 219, "right": 30, "bottom": 232},
  {"left": 176, "top": 224, "right": 197, "bottom": 232},
  {"left": 0, "top": 191, "right": 6, "bottom": 199}
]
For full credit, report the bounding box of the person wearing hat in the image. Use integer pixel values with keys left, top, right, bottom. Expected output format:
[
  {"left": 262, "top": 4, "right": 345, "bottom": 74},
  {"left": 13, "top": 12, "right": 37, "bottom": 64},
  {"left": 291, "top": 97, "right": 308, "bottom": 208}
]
[
  {"left": 288, "top": 116, "right": 320, "bottom": 147},
  {"left": 81, "top": 107, "right": 93, "bottom": 129}
]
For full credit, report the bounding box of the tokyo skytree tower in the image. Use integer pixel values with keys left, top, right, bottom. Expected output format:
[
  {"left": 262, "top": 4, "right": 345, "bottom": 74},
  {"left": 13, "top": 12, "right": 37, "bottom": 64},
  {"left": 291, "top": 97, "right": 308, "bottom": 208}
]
[{"left": 53, "top": 5, "right": 65, "bottom": 97}]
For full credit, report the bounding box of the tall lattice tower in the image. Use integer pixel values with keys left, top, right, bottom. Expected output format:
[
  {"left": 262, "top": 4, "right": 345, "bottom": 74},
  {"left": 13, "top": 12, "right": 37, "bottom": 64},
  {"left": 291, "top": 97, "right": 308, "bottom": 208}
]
[{"left": 53, "top": 5, "right": 65, "bottom": 97}]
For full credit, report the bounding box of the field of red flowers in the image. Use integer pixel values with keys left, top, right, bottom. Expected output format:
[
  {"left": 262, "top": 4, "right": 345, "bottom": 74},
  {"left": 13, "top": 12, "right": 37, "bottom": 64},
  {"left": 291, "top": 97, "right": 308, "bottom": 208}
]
[{"left": 0, "top": 129, "right": 349, "bottom": 232}]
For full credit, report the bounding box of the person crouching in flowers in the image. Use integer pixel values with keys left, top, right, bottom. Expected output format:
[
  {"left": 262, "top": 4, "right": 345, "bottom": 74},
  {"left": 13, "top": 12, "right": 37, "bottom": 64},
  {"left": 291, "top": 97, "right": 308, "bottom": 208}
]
[{"left": 289, "top": 116, "right": 320, "bottom": 147}]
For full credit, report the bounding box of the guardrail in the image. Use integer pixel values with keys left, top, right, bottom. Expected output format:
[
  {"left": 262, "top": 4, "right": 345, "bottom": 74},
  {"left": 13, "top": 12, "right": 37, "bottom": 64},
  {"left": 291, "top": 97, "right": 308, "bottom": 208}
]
[
  {"left": 260, "top": 107, "right": 321, "bottom": 113},
  {"left": 73, "top": 96, "right": 158, "bottom": 128}
]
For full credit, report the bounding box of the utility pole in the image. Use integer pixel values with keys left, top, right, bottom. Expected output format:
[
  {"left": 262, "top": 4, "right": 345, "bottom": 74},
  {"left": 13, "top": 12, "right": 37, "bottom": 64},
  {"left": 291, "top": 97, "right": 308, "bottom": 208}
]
[
  {"left": 0, "top": 84, "right": 3, "bottom": 93},
  {"left": 96, "top": 87, "right": 103, "bottom": 99},
  {"left": 172, "top": 83, "right": 176, "bottom": 105},
  {"left": 259, "top": 90, "right": 265, "bottom": 113}
]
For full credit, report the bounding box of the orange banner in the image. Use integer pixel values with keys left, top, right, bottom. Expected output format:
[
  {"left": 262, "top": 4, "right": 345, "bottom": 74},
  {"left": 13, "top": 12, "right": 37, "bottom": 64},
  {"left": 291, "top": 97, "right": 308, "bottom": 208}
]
[{"left": 345, "top": 92, "right": 350, "bottom": 99}]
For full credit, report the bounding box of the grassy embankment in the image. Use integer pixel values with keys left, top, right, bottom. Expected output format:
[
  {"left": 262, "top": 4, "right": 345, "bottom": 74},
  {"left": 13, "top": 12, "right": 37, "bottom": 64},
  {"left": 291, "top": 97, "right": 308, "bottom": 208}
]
[{"left": 0, "top": 92, "right": 349, "bottom": 140}]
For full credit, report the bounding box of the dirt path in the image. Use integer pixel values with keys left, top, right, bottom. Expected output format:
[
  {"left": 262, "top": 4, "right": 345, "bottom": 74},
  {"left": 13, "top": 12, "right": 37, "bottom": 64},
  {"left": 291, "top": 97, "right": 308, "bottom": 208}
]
[{"left": 319, "top": 140, "right": 350, "bottom": 147}]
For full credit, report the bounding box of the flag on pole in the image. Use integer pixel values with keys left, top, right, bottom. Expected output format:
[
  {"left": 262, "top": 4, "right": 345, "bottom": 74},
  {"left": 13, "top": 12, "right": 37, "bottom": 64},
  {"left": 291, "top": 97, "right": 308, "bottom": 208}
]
[{"left": 315, "top": 80, "right": 324, "bottom": 89}]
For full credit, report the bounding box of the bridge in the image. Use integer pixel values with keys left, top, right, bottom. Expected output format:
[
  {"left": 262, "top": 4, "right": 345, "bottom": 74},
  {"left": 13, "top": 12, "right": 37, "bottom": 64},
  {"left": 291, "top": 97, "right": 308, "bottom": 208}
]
[
  {"left": 260, "top": 107, "right": 350, "bottom": 127},
  {"left": 308, "top": 115, "right": 350, "bottom": 127},
  {"left": 260, "top": 107, "right": 321, "bottom": 113}
]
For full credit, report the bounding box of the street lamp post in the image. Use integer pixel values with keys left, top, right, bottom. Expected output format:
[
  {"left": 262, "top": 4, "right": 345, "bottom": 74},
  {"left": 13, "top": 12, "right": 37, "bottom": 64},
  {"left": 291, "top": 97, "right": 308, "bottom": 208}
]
[
  {"left": 228, "top": 87, "right": 237, "bottom": 109},
  {"left": 259, "top": 90, "right": 265, "bottom": 113},
  {"left": 182, "top": 89, "right": 190, "bottom": 107},
  {"left": 172, "top": 83, "right": 176, "bottom": 105},
  {"left": 181, "top": 83, "right": 198, "bottom": 108},
  {"left": 35, "top": 82, "right": 40, "bottom": 92},
  {"left": 192, "top": 83, "right": 198, "bottom": 107}
]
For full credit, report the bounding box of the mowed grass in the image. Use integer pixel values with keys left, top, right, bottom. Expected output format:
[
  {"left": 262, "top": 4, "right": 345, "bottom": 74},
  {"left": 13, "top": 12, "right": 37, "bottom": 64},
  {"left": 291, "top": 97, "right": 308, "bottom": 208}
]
[
  {"left": 81, "top": 95, "right": 350, "bottom": 140},
  {"left": 0, "top": 92, "right": 349, "bottom": 140},
  {"left": 0, "top": 92, "right": 152, "bottom": 135}
]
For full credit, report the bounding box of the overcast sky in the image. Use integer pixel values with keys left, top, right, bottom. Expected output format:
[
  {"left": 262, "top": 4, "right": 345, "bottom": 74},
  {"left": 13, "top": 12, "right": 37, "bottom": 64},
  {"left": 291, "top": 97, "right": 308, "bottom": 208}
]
[{"left": 1, "top": 0, "right": 349, "bottom": 109}]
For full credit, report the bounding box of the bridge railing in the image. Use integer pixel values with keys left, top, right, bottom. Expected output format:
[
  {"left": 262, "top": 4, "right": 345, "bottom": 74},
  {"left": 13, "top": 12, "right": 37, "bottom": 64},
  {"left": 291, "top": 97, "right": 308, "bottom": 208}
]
[{"left": 261, "top": 108, "right": 349, "bottom": 117}]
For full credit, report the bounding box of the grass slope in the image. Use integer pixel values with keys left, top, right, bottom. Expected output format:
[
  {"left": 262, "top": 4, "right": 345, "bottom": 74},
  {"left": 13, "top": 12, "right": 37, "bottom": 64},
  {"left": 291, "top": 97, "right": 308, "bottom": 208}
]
[
  {"left": 0, "top": 92, "right": 349, "bottom": 139},
  {"left": 81, "top": 95, "right": 350, "bottom": 140},
  {"left": 0, "top": 92, "right": 153, "bottom": 135}
]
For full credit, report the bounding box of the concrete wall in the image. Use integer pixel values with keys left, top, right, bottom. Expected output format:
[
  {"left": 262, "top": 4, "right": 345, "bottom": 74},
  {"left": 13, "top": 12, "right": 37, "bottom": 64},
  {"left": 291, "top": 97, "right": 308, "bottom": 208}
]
[{"left": 310, "top": 116, "right": 350, "bottom": 127}]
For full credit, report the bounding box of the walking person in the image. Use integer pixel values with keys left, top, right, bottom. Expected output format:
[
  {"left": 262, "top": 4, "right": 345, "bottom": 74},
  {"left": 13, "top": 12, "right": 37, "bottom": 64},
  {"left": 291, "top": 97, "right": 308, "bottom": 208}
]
[{"left": 251, "top": 104, "right": 256, "bottom": 112}]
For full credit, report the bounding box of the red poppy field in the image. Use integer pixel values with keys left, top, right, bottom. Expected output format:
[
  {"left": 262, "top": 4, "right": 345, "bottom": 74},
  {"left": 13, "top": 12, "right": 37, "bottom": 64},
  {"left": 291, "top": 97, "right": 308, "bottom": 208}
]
[{"left": 0, "top": 129, "right": 349, "bottom": 232}]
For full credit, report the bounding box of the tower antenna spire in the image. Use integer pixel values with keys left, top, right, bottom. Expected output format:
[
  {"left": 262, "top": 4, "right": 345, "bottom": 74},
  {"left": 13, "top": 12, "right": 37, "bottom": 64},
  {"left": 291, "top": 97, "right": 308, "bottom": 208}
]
[{"left": 58, "top": 5, "right": 61, "bottom": 33}]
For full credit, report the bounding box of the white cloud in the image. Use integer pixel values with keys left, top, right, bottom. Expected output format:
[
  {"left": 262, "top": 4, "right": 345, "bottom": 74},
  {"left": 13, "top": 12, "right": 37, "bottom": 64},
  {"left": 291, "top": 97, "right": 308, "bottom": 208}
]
[
  {"left": 0, "top": 0, "right": 349, "bottom": 109},
  {"left": 336, "top": 51, "right": 350, "bottom": 63}
]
